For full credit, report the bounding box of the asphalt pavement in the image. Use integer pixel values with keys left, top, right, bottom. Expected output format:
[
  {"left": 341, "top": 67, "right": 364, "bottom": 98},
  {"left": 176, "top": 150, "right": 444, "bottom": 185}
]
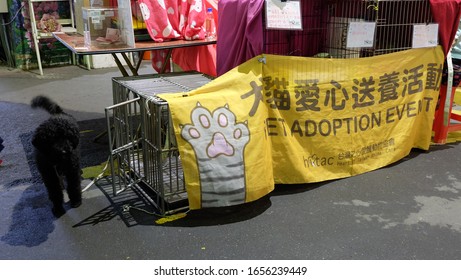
[{"left": 1, "top": 63, "right": 461, "bottom": 260}]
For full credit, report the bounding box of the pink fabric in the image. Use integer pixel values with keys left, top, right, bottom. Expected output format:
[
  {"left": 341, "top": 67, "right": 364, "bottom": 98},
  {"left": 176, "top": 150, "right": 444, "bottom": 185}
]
[
  {"left": 430, "top": 0, "right": 461, "bottom": 56},
  {"left": 172, "top": 0, "right": 218, "bottom": 77},
  {"left": 138, "top": 0, "right": 206, "bottom": 42},
  {"left": 216, "top": 0, "right": 264, "bottom": 76},
  {"left": 136, "top": 0, "right": 216, "bottom": 75},
  {"left": 151, "top": 49, "right": 171, "bottom": 73}
]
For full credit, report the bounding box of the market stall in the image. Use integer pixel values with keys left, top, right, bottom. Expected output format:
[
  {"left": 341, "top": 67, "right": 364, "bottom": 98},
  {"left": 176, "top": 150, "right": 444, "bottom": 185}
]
[{"left": 106, "top": 0, "right": 459, "bottom": 214}]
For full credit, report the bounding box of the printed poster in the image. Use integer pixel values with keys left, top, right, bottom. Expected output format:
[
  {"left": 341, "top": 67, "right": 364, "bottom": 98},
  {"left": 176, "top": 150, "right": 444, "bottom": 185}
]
[{"left": 160, "top": 47, "right": 444, "bottom": 210}]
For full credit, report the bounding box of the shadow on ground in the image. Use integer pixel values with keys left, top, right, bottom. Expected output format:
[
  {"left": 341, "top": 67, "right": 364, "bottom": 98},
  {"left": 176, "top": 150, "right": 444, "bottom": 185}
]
[
  {"left": 1, "top": 118, "right": 110, "bottom": 247},
  {"left": 75, "top": 146, "right": 442, "bottom": 229},
  {"left": 5, "top": 113, "right": 457, "bottom": 238},
  {"left": 1, "top": 131, "right": 55, "bottom": 247}
]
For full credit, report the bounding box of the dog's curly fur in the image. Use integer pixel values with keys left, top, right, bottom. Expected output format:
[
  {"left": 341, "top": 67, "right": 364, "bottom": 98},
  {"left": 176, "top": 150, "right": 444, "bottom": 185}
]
[{"left": 31, "top": 96, "right": 82, "bottom": 217}]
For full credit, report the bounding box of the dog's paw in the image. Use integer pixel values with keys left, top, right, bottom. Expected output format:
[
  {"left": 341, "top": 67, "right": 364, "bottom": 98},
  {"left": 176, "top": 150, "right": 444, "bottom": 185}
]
[
  {"left": 70, "top": 199, "right": 82, "bottom": 208},
  {"left": 52, "top": 206, "right": 66, "bottom": 218}
]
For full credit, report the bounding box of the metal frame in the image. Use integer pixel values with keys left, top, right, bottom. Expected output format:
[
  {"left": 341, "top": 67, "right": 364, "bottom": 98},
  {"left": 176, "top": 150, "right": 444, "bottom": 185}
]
[
  {"left": 28, "top": 0, "right": 75, "bottom": 75},
  {"left": 106, "top": 72, "right": 212, "bottom": 215},
  {"left": 262, "top": 0, "right": 434, "bottom": 58}
]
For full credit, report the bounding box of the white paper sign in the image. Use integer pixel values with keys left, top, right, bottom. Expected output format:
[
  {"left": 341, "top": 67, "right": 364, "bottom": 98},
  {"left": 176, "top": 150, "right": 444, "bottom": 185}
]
[
  {"left": 265, "top": 0, "right": 302, "bottom": 30},
  {"left": 346, "top": 21, "right": 376, "bottom": 48},
  {"left": 412, "top": 24, "right": 439, "bottom": 48}
]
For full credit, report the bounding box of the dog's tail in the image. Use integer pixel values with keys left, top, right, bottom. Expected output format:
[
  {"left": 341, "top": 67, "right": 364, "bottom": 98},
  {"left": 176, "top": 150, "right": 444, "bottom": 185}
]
[{"left": 31, "top": 95, "right": 63, "bottom": 115}]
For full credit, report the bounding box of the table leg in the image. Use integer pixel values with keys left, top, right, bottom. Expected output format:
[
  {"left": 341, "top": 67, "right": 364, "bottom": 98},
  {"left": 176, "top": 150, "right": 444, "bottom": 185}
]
[
  {"left": 111, "top": 51, "right": 146, "bottom": 76},
  {"left": 111, "top": 53, "right": 130, "bottom": 77},
  {"left": 135, "top": 51, "right": 145, "bottom": 72},
  {"left": 160, "top": 49, "right": 173, "bottom": 73},
  {"left": 121, "top": 52, "right": 138, "bottom": 76}
]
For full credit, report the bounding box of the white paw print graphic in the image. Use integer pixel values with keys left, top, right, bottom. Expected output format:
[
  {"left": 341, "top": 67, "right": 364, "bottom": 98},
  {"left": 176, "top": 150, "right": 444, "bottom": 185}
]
[
  {"left": 180, "top": 103, "right": 250, "bottom": 207},
  {"left": 181, "top": 103, "right": 249, "bottom": 159}
]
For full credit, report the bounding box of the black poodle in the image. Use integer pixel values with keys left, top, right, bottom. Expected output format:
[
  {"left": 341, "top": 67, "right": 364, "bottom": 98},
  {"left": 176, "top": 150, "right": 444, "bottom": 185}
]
[{"left": 31, "top": 96, "right": 82, "bottom": 217}]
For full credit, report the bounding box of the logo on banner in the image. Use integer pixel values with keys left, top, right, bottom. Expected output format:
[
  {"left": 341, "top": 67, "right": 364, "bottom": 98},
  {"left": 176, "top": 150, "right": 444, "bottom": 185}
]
[{"left": 180, "top": 103, "right": 250, "bottom": 207}]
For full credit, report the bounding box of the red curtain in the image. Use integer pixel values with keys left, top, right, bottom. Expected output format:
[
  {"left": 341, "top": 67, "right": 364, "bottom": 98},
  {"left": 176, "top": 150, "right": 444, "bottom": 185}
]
[{"left": 430, "top": 0, "right": 461, "bottom": 55}]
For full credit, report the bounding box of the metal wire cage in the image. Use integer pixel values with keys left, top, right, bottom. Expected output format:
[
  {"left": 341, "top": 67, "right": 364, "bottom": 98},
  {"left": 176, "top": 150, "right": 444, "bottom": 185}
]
[
  {"left": 107, "top": 72, "right": 212, "bottom": 215},
  {"left": 263, "top": 0, "right": 434, "bottom": 58},
  {"left": 106, "top": 0, "right": 435, "bottom": 214}
]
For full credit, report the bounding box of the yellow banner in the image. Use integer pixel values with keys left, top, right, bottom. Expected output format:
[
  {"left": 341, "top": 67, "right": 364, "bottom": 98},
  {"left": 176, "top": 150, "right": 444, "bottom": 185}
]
[{"left": 160, "top": 47, "right": 444, "bottom": 210}]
